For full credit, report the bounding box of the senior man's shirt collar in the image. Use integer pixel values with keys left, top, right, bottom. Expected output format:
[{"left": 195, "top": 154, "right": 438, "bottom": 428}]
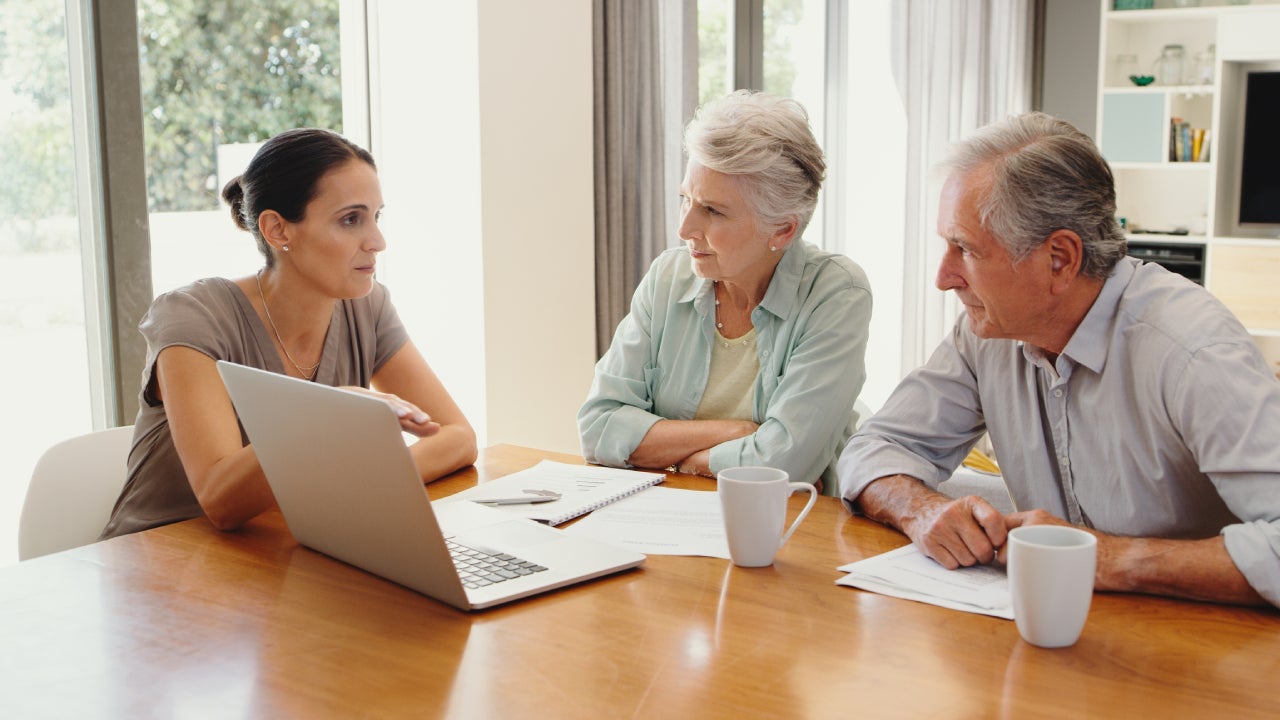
[{"left": 1022, "top": 256, "right": 1137, "bottom": 376}]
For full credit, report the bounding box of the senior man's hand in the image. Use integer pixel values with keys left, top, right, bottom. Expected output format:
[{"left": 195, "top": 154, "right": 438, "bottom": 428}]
[
  {"left": 859, "top": 474, "right": 1009, "bottom": 568},
  {"left": 906, "top": 493, "right": 1009, "bottom": 569}
]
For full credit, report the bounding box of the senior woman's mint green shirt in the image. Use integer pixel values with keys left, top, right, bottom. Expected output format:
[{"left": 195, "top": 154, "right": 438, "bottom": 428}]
[{"left": 578, "top": 240, "right": 872, "bottom": 488}]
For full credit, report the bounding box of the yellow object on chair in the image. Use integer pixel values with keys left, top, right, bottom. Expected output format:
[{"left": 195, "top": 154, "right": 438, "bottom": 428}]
[{"left": 963, "top": 448, "right": 1000, "bottom": 475}]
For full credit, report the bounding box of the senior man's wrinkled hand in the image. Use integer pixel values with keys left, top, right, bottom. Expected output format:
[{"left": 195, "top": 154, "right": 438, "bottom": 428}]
[{"left": 906, "top": 494, "right": 1009, "bottom": 569}]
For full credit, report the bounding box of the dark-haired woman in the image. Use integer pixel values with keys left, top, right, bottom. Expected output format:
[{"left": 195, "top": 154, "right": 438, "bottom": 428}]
[{"left": 101, "top": 128, "right": 476, "bottom": 539}]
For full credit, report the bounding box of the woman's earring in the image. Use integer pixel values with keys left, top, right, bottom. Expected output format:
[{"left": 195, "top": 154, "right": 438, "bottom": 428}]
[
  {"left": 282, "top": 245, "right": 291, "bottom": 252},
  {"left": 770, "top": 245, "right": 777, "bottom": 252}
]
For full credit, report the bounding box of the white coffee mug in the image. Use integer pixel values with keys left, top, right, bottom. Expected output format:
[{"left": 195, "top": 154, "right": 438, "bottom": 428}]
[
  {"left": 717, "top": 466, "right": 818, "bottom": 567},
  {"left": 1007, "top": 525, "right": 1097, "bottom": 648}
]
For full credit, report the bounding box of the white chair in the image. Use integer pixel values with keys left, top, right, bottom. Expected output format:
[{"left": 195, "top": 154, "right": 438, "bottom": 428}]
[
  {"left": 937, "top": 436, "right": 1015, "bottom": 513},
  {"left": 821, "top": 398, "right": 877, "bottom": 497},
  {"left": 937, "top": 466, "right": 1015, "bottom": 514},
  {"left": 18, "top": 425, "right": 134, "bottom": 561},
  {"left": 853, "top": 398, "right": 874, "bottom": 431}
]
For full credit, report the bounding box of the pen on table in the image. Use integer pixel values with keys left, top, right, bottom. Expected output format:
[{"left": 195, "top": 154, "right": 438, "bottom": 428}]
[{"left": 475, "top": 492, "right": 561, "bottom": 506}]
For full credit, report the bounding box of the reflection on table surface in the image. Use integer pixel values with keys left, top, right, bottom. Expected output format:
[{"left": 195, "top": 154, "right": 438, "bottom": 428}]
[{"left": 1, "top": 444, "right": 1277, "bottom": 718}]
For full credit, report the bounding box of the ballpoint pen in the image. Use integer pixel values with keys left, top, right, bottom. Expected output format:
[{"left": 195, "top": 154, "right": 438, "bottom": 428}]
[{"left": 475, "top": 490, "right": 562, "bottom": 505}]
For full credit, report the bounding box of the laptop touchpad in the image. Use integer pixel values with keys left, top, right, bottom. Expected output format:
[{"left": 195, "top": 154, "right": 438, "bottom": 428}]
[{"left": 454, "top": 519, "right": 563, "bottom": 551}]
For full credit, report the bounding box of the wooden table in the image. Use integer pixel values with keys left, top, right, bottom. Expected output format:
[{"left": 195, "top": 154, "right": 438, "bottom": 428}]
[{"left": 2, "top": 445, "right": 1277, "bottom": 719}]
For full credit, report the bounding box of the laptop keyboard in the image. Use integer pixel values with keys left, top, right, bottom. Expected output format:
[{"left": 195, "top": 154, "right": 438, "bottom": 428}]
[{"left": 447, "top": 539, "right": 549, "bottom": 589}]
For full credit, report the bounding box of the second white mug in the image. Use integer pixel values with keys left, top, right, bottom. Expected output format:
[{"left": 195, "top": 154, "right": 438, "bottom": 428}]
[
  {"left": 1007, "top": 525, "right": 1097, "bottom": 648},
  {"left": 717, "top": 466, "right": 817, "bottom": 567}
]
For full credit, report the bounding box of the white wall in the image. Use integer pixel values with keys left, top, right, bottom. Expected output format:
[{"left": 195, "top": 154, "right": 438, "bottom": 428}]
[
  {"left": 1041, "top": 0, "right": 1101, "bottom": 139},
  {"left": 371, "top": 2, "right": 488, "bottom": 444},
  {"left": 476, "top": 1, "right": 597, "bottom": 453},
  {"left": 371, "top": 1, "right": 595, "bottom": 454}
]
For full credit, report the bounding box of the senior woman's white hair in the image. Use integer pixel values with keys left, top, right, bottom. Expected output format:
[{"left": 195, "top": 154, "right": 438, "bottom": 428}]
[{"left": 683, "top": 90, "right": 826, "bottom": 236}]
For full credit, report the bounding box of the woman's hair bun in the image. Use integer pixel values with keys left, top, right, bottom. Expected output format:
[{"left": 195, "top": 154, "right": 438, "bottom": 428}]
[{"left": 221, "top": 176, "right": 249, "bottom": 231}]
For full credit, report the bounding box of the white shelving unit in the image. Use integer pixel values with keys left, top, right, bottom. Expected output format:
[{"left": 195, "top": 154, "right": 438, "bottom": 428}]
[{"left": 1097, "top": 0, "right": 1280, "bottom": 372}]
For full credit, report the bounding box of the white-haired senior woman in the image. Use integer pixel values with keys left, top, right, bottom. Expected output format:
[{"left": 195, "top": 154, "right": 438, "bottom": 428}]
[{"left": 577, "top": 90, "right": 872, "bottom": 490}]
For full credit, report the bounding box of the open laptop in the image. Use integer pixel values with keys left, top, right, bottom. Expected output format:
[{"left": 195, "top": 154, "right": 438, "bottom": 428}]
[{"left": 216, "top": 361, "right": 645, "bottom": 611}]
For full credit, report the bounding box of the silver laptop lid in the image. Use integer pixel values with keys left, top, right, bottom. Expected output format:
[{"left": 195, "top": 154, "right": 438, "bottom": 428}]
[{"left": 216, "top": 361, "right": 470, "bottom": 609}]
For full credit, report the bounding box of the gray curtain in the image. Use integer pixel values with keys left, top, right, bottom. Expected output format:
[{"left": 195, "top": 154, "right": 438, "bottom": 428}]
[{"left": 592, "top": 0, "right": 667, "bottom": 357}]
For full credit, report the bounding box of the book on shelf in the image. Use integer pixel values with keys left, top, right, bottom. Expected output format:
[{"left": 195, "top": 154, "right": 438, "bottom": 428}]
[
  {"left": 437, "top": 460, "right": 665, "bottom": 525},
  {"left": 1170, "top": 118, "right": 1210, "bottom": 163}
]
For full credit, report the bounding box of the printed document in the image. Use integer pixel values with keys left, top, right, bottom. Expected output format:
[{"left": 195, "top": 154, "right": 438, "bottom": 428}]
[
  {"left": 563, "top": 486, "right": 731, "bottom": 558},
  {"left": 837, "top": 544, "right": 1013, "bottom": 619}
]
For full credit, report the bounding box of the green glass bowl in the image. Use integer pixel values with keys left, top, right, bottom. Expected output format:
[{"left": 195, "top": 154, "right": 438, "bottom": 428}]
[{"left": 1129, "top": 75, "right": 1155, "bottom": 86}]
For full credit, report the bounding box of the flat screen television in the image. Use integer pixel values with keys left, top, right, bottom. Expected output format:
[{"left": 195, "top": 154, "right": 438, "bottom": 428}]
[{"left": 1237, "top": 70, "right": 1280, "bottom": 232}]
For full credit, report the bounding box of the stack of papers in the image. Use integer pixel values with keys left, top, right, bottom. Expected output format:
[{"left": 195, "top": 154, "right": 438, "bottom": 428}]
[{"left": 836, "top": 544, "right": 1013, "bottom": 619}]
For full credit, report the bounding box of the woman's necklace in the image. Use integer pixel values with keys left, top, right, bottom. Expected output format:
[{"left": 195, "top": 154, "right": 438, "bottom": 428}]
[
  {"left": 255, "top": 269, "right": 321, "bottom": 380},
  {"left": 713, "top": 281, "right": 755, "bottom": 349}
]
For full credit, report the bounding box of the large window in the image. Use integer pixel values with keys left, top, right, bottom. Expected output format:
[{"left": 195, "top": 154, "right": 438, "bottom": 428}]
[
  {"left": 694, "top": 0, "right": 828, "bottom": 247},
  {"left": 762, "top": 0, "right": 826, "bottom": 123},
  {"left": 697, "top": 0, "right": 732, "bottom": 106},
  {"left": 697, "top": 0, "right": 825, "bottom": 120},
  {"left": 763, "top": 0, "right": 826, "bottom": 249},
  {"left": 0, "top": 0, "right": 93, "bottom": 564}
]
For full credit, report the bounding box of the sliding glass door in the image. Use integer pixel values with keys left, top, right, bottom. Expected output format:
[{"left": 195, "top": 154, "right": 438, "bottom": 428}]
[{"left": 0, "top": 0, "right": 94, "bottom": 564}]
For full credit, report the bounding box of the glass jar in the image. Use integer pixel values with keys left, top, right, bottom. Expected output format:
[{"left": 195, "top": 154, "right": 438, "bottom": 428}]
[
  {"left": 1194, "top": 45, "right": 1215, "bottom": 85},
  {"left": 1154, "top": 44, "right": 1186, "bottom": 87}
]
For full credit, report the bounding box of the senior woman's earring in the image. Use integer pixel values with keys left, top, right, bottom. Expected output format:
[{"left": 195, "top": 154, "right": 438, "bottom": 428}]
[
  {"left": 282, "top": 245, "right": 290, "bottom": 252},
  {"left": 770, "top": 245, "right": 777, "bottom": 252}
]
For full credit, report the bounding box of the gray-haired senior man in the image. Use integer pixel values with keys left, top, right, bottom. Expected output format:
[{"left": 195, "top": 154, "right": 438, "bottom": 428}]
[{"left": 839, "top": 112, "right": 1280, "bottom": 607}]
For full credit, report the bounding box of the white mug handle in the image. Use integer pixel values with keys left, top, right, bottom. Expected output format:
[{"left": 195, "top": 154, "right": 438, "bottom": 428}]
[{"left": 778, "top": 482, "right": 818, "bottom": 549}]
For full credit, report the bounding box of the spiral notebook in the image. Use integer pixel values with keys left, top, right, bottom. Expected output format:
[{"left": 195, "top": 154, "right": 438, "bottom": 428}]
[{"left": 438, "top": 460, "right": 665, "bottom": 525}]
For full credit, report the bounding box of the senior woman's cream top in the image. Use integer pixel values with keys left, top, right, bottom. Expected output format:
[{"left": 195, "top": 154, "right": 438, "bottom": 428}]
[{"left": 695, "top": 328, "right": 758, "bottom": 421}]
